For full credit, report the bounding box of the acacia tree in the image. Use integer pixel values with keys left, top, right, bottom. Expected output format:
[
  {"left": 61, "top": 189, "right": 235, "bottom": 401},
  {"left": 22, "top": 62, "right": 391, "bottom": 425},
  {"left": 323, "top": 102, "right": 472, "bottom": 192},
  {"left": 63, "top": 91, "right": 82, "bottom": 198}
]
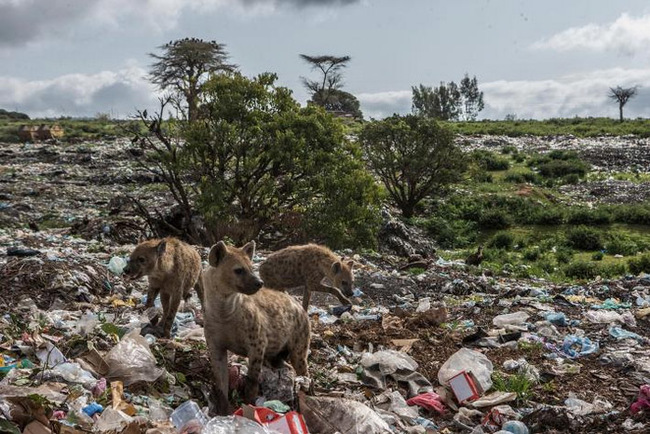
[
  {"left": 360, "top": 114, "right": 466, "bottom": 218},
  {"left": 411, "top": 82, "right": 461, "bottom": 120},
  {"left": 460, "top": 74, "right": 485, "bottom": 120},
  {"left": 149, "top": 38, "right": 236, "bottom": 122},
  {"left": 299, "top": 54, "right": 362, "bottom": 118},
  {"left": 608, "top": 85, "right": 638, "bottom": 122}
]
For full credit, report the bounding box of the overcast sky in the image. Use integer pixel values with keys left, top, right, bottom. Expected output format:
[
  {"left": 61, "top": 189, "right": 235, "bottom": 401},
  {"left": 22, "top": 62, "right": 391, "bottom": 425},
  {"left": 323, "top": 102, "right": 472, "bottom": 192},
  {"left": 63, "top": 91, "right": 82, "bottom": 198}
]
[{"left": 1, "top": 0, "right": 650, "bottom": 120}]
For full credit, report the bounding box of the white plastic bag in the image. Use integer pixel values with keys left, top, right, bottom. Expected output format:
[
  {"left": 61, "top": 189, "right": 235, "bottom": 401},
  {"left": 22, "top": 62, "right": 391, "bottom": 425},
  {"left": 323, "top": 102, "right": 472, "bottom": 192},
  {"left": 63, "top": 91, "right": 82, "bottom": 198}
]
[
  {"left": 105, "top": 329, "right": 163, "bottom": 385},
  {"left": 438, "top": 348, "right": 494, "bottom": 392}
]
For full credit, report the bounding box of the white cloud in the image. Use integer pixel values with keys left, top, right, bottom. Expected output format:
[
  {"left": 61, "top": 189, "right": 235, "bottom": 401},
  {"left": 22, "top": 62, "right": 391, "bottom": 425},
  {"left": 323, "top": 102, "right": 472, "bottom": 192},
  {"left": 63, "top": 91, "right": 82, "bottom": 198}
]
[
  {"left": 483, "top": 68, "right": 650, "bottom": 119},
  {"left": 532, "top": 13, "right": 650, "bottom": 56},
  {"left": 357, "top": 68, "right": 650, "bottom": 120},
  {"left": 0, "top": 67, "right": 159, "bottom": 118},
  {"left": 357, "top": 90, "right": 411, "bottom": 119}
]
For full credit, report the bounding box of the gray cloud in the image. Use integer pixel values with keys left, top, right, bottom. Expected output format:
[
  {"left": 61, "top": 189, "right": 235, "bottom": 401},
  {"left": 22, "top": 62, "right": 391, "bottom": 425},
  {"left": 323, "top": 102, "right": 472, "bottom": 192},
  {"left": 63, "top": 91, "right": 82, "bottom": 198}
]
[
  {"left": 0, "top": 0, "right": 100, "bottom": 47},
  {"left": 0, "top": 0, "right": 360, "bottom": 47}
]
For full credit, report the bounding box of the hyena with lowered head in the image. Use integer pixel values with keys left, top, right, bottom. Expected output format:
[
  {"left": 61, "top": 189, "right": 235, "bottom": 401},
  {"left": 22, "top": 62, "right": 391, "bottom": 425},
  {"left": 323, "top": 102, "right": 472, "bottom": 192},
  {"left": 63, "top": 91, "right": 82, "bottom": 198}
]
[
  {"left": 123, "top": 237, "right": 202, "bottom": 338},
  {"left": 259, "top": 243, "right": 355, "bottom": 310},
  {"left": 202, "top": 240, "right": 310, "bottom": 415}
]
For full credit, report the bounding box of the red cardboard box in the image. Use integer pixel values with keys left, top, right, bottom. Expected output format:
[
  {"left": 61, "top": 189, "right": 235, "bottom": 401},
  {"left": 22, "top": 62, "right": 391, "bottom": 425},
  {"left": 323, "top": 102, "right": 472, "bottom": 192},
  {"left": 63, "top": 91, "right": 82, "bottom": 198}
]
[{"left": 448, "top": 370, "right": 480, "bottom": 403}]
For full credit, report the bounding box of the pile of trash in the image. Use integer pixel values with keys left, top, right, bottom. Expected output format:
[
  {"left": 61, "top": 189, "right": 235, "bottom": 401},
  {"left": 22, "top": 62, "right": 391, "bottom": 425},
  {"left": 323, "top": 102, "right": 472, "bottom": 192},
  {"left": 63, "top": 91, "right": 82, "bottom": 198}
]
[
  {"left": 2, "top": 138, "right": 650, "bottom": 433},
  {"left": 457, "top": 135, "right": 650, "bottom": 174},
  {"left": 1, "top": 226, "right": 649, "bottom": 433}
]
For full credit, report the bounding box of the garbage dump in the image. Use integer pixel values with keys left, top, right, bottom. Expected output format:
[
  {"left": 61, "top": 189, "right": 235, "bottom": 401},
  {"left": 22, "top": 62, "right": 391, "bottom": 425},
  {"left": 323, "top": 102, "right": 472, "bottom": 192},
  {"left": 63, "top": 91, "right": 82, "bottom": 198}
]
[{"left": 1, "top": 138, "right": 650, "bottom": 433}]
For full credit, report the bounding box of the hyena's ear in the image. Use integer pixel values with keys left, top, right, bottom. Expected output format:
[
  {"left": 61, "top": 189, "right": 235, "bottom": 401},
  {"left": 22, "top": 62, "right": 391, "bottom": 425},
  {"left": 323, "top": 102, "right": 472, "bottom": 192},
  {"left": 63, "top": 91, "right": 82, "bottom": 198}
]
[
  {"left": 331, "top": 261, "right": 342, "bottom": 275},
  {"left": 156, "top": 240, "right": 167, "bottom": 256},
  {"left": 209, "top": 241, "right": 228, "bottom": 267},
  {"left": 347, "top": 260, "right": 355, "bottom": 270},
  {"left": 242, "top": 240, "right": 256, "bottom": 259}
]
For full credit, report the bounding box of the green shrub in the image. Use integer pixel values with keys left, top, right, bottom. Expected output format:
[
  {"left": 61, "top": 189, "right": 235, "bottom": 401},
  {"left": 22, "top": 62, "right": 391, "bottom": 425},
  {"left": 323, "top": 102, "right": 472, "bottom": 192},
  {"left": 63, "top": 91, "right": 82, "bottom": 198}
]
[
  {"left": 472, "top": 150, "right": 510, "bottom": 171},
  {"left": 422, "top": 217, "right": 477, "bottom": 249},
  {"left": 629, "top": 253, "right": 650, "bottom": 275},
  {"left": 555, "top": 247, "right": 574, "bottom": 263},
  {"left": 599, "top": 262, "right": 627, "bottom": 278},
  {"left": 536, "top": 258, "right": 555, "bottom": 273},
  {"left": 489, "top": 231, "right": 515, "bottom": 249},
  {"left": 606, "top": 236, "right": 639, "bottom": 256},
  {"left": 563, "top": 173, "right": 581, "bottom": 184},
  {"left": 567, "top": 208, "right": 612, "bottom": 225},
  {"left": 513, "top": 153, "right": 526, "bottom": 163},
  {"left": 592, "top": 251, "right": 604, "bottom": 261},
  {"left": 564, "top": 261, "right": 598, "bottom": 279},
  {"left": 566, "top": 226, "right": 603, "bottom": 251},
  {"left": 479, "top": 209, "right": 512, "bottom": 229},
  {"left": 504, "top": 170, "right": 539, "bottom": 184},
  {"left": 527, "top": 207, "right": 565, "bottom": 225},
  {"left": 537, "top": 159, "right": 588, "bottom": 178},
  {"left": 474, "top": 171, "right": 493, "bottom": 183},
  {"left": 523, "top": 248, "right": 541, "bottom": 261},
  {"left": 500, "top": 145, "right": 518, "bottom": 155}
]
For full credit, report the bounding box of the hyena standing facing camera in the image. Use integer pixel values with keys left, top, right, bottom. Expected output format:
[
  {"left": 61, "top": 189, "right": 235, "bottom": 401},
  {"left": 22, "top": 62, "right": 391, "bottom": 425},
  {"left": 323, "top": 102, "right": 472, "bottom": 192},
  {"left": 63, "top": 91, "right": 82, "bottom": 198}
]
[
  {"left": 201, "top": 240, "right": 310, "bottom": 415},
  {"left": 123, "top": 237, "right": 202, "bottom": 338}
]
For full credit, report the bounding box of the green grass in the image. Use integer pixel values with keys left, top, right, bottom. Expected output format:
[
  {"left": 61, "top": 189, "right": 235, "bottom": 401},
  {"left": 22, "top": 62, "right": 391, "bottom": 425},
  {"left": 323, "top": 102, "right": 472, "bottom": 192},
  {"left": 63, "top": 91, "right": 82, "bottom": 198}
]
[{"left": 444, "top": 117, "right": 650, "bottom": 137}]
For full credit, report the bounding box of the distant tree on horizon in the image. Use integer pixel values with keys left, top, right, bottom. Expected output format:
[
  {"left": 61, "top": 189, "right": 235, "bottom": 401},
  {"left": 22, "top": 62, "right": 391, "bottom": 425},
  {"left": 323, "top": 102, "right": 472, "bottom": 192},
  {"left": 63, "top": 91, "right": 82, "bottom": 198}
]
[
  {"left": 412, "top": 74, "right": 485, "bottom": 121},
  {"left": 608, "top": 85, "right": 638, "bottom": 122},
  {"left": 299, "top": 54, "right": 362, "bottom": 119},
  {"left": 149, "top": 38, "right": 236, "bottom": 122}
]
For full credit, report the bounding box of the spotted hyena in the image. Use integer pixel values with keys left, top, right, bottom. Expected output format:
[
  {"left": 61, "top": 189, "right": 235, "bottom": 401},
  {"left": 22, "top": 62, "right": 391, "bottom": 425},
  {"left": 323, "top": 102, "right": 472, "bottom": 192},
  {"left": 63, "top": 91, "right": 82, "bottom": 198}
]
[
  {"left": 259, "top": 243, "right": 355, "bottom": 310},
  {"left": 202, "top": 240, "right": 310, "bottom": 415},
  {"left": 123, "top": 237, "right": 202, "bottom": 337}
]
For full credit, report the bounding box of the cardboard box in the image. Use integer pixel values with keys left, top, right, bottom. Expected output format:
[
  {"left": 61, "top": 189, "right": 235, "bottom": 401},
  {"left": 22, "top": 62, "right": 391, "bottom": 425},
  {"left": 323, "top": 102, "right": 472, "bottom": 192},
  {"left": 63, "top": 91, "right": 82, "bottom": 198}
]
[{"left": 448, "top": 370, "right": 480, "bottom": 403}]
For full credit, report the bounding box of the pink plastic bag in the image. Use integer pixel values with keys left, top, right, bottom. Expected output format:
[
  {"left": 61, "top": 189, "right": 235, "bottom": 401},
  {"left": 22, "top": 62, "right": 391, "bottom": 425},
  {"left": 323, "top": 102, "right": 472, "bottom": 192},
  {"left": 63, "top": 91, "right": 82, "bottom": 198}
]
[
  {"left": 630, "top": 384, "right": 650, "bottom": 414},
  {"left": 406, "top": 392, "right": 445, "bottom": 414}
]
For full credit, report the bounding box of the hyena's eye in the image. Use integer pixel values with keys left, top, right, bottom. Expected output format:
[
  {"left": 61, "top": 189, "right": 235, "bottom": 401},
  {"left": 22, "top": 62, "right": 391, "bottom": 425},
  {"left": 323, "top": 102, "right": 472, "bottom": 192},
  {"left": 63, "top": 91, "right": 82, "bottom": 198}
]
[
  {"left": 234, "top": 268, "right": 244, "bottom": 275},
  {"left": 138, "top": 257, "right": 146, "bottom": 263},
  {"left": 342, "top": 280, "right": 349, "bottom": 286}
]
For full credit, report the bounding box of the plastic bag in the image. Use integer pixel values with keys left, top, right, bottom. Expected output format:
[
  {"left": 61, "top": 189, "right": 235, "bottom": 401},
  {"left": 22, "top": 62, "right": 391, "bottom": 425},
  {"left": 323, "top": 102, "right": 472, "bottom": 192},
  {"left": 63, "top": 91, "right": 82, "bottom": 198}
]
[
  {"left": 105, "top": 329, "right": 163, "bottom": 385},
  {"left": 205, "top": 416, "right": 271, "bottom": 434},
  {"left": 360, "top": 350, "right": 432, "bottom": 397},
  {"left": 301, "top": 395, "right": 392, "bottom": 434},
  {"left": 438, "top": 348, "right": 494, "bottom": 392},
  {"left": 107, "top": 257, "right": 127, "bottom": 275},
  {"left": 561, "top": 335, "right": 599, "bottom": 359},
  {"left": 609, "top": 326, "right": 645, "bottom": 343},
  {"left": 171, "top": 401, "right": 209, "bottom": 433},
  {"left": 406, "top": 392, "right": 445, "bottom": 414},
  {"left": 493, "top": 312, "right": 530, "bottom": 328}
]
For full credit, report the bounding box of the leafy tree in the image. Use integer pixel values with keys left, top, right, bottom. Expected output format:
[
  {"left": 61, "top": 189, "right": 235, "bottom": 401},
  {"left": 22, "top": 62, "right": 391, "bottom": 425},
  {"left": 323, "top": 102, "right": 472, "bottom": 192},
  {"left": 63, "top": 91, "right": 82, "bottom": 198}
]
[
  {"left": 182, "top": 72, "right": 381, "bottom": 247},
  {"left": 460, "top": 74, "right": 485, "bottom": 120},
  {"left": 608, "top": 85, "right": 638, "bottom": 122},
  {"left": 411, "top": 82, "right": 461, "bottom": 120},
  {"left": 360, "top": 114, "right": 466, "bottom": 218},
  {"left": 300, "top": 54, "right": 362, "bottom": 118},
  {"left": 312, "top": 88, "right": 362, "bottom": 119},
  {"left": 149, "top": 38, "right": 236, "bottom": 122}
]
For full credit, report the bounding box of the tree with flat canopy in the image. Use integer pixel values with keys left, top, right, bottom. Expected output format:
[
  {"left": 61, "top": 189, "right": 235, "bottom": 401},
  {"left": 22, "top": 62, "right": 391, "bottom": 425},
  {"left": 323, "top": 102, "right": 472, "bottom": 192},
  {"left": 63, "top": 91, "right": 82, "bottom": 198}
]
[
  {"left": 149, "top": 38, "right": 236, "bottom": 122},
  {"left": 300, "top": 54, "right": 362, "bottom": 118},
  {"left": 608, "top": 85, "right": 638, "bottom": 122}
]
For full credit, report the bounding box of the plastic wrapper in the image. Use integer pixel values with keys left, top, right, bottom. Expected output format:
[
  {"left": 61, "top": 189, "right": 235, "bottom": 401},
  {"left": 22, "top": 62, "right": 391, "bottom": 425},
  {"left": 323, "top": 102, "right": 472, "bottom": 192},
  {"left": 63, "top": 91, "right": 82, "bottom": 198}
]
[{"left": 105, "top": 329, "right": 163, "bottom": 385}]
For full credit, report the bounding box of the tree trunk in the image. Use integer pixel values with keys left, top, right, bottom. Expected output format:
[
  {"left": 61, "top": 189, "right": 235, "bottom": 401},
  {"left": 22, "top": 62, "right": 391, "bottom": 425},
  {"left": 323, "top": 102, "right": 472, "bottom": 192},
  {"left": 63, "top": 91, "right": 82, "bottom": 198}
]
[{"left": 619, "top": 103, "right": 624, "bottom": 123}]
